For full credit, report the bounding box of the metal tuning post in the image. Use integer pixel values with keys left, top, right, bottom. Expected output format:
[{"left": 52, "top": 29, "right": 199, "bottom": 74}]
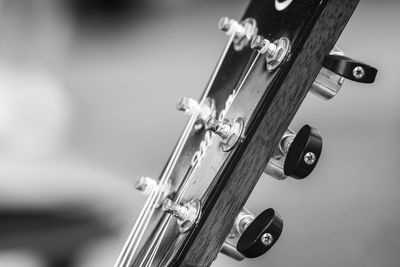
[
  {"left": 176, "top": 97, "right": 216, "bottom": 131},
  {"left": 135, "top": 177, "right": 171, "bottom": 205},
  {"left": 264, "top": 125, "right": 322, "bottom": 180},
  {"left": 310, "top": 46, "right": 345, "bottom": 100},
  {"left": 218, "top": 17, "right": 258, "bottom": 51},
  {"left": 162, "top": 198, "right": 201, "bottom": 233},
  {"left": 310, "top": 46, "right": 378, "bottom": 100},
  {"left": 220, "top": 208, "right": 255, "bottom": 261},
  {"left": 250, "top": 35, "right": 290, "bottom": 71},
  {"left": 205, "top": 117, "right": 244, "bottom": 152},
  {"left": 220, "top": 208, "right": 283, "bottom": 260}
]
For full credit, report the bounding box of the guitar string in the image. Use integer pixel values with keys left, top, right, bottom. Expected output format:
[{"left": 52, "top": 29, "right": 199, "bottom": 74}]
[
  {"left": 118, "top": 31, "right": 237, "bottom": 267},
  {"left": 117, "top": 113, "right": 198, "bottom": 267},
  {"left": 114, "top": 188, "right": 156, "bottom": 266},
  {"left": 143, "top": 50, "right": 262, "bottom": 267},
  {"left": 116, "top": 95, "right": 201, "bottom": 266},
  {"left": 138, "top": 33, "right": 238, "bottom": 267}
]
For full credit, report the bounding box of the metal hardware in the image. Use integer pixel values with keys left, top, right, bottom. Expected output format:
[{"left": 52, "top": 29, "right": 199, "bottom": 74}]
[
  {"left": 162, "top": 199, "right": 201, "bottom": 233},
  {"left": 304, "top": 152, "right": 316, "bottom": 165},
  {"left": 264, "top": 125, "right": 322, "bottom": 180},
  {"left": 135, "top": 177, "right": 171, "bottom": 207},
  {"left": 218, "top": 17, "right": 258, "bottom": 51},
  {"left": 250, "top": 35, "right": 278, "bottom": 57},
  {"left": 205, "top": 117, "right": 244, "bottom": 152},
  {"left": 261, "top": 233, "right": 273, "bottom": 246},
  {"left": 323, "top": 53, "right": 377, "bottom": 83},
  {"left": 353, "top": 66, "right": 365, "bottom": 79},
  {"left": 220, "top": 208, "right": 255, "bottom": 261},
  {"left": 310, "top": 46, "right": 345, "bottom": 100},
  {"left": 264, "top": 129, "right": 296, "bottom": 180},
  {"left": 251, "top": 35, "right": 290, "bottom": 71},
  {"left": 237, "top": 208, "right": 283, "bottom": 258},
  {"left": 177, "top": 97, "right": 216, "bottom": 131}
]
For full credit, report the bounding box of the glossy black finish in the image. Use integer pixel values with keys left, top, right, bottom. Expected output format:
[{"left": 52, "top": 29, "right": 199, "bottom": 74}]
[
  {"left": 284, "top": 125, "right": 322, "bottom": 179},
  {"left": 237, "top": 208, "right": 283, "bottom": 258},
  {"left": 323, "top": 54, "right": 377, "bottom": 83}
]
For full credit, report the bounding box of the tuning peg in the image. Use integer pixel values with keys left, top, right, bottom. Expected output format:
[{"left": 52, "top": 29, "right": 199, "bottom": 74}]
[
  {"left": 250, "top": 35, "right": 290, "bottom": 71},
  {"left": 220, "top": 208, "right": 254, "bottom": 260},
  {"left": 310, "top": 46, "right": 378, "bottom": 100},
  {"left": 310, "top": 46, "right": 345, "bottom": 100},
  {"left": 220, "top": 208, "right": 283, "bottom": 260},
  {"left": 205, "top": 117, "right": 244, "bottom": 152},
  {"left": 264, "top": 125, "right": 322, "bottom": 180},
  {"left": 237, "top": 208, "right": 283, "bottom": 258},
  {"left": 162, "top": 198, "right": 201, "bottom": 233},
  {"left": 218, "top": 17, "right": 258, "bottom": 51},
  {"left": 135, "top": 177, "right": 171, "bottom": 205},
  {"left": 323, "top": 54, "right": 377, "bottom": 83},
  {"left": 177, "top": 97, "right": 216, "bottom": 131}
]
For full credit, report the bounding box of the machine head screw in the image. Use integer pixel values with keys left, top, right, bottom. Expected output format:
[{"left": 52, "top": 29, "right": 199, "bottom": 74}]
[
  {"left": 304, "top": 152, "right": 316, "bottom": 165},
  {"left": 353, "top": 66, "right": 365, "bottom": 79},
  {"left": 261, "top": 232, "right": 274, "bottom": 246}
]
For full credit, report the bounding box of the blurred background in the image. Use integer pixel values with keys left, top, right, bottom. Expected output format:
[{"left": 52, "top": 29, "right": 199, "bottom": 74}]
[{"left": 0, "top": 0, "right": 398, "bottom": 266}]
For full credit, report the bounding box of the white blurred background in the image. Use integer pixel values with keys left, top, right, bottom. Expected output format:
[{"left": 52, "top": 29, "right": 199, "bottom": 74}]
[{"left": 0, "top": 0, "right": 398, "bottom": 266}]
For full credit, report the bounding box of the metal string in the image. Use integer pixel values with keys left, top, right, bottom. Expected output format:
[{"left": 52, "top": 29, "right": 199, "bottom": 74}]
[
  {"left": 114, "top": 32, "right": 237, "bottom": 267},
  {"left": 142, "top": 46, "right": 262, "bottom": 267},
  {"left": 138, "top": 33, "right": 238, "bottom": 267}
]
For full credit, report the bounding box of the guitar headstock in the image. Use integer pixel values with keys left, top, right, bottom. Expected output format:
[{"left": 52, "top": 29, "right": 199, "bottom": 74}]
[{"left": 115, "top": 0, "right": 377, "bottom": 266}]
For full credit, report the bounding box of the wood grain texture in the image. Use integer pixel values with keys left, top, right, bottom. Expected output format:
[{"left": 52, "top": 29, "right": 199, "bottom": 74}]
[{"left": 171, "top": 0, "right": 360, "bottom": 266}]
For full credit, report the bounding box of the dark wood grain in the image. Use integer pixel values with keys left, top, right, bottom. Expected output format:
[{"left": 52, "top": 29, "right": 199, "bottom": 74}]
[{"left": 171, "top": 0, "right": 360, "bottom": 266}]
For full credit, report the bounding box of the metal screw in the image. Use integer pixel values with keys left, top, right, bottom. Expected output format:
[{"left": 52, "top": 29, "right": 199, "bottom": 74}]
[
  {"left": 304, "top": 152, "right": 316, "bottom": 165},
  {"left": 261, "top": 233, "right": 274, "bottom": 246},
  {"left": 353, "top": 66, "right": 365, "bottom": 79}
]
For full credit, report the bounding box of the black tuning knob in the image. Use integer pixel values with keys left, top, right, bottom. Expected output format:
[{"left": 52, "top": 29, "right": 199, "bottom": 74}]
[
  {"left": 323, "top": 54, "right": 377, "bottom": 83},
  {"left": 237, "top": 208, "right": 283, "bottom": 258},
  {"left": 284, "top": 125, "right": 322, "bottom": 179}
]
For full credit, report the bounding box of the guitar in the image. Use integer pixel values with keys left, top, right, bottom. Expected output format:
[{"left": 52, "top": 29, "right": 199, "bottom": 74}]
[{"left": 115, "top": 0, "right": 377, "bottom": 266}]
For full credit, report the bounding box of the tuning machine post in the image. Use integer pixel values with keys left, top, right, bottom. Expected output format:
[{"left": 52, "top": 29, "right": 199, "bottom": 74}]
[
  {"left": 205, "top": 117, "right": 244, "bottom": 152},
  {"left": 220, "top": 208, "right": 283, "bottom": 260},
  {"left": 311, "top": 46, "right": 378, "bottom": 100},
  {"left": 218, "top": 17, "right": 258, "bottom": 51},
  {"left": 162, "top": 198, "right": 201, "bottom": 233},
  {"left": 135, "top": 177, "right": 172, "bottom": 206},
  {"left": 264, "top": 125, "right": 322, "bottom": 180},
  {"left": 250, "top": 35, "right": 291, "bottom": 71},
  {"left": 176, "top": 97, "right": 216, "bottom": 131}
]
